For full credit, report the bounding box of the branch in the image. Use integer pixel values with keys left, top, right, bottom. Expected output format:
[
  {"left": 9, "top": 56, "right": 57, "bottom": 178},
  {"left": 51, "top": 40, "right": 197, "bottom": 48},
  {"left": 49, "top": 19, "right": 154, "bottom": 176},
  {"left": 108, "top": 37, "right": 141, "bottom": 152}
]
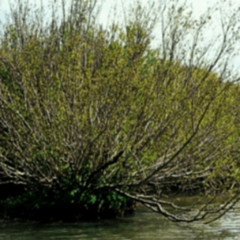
[{"left": 85, "top": 150, "right": 124, "bottom": 186}]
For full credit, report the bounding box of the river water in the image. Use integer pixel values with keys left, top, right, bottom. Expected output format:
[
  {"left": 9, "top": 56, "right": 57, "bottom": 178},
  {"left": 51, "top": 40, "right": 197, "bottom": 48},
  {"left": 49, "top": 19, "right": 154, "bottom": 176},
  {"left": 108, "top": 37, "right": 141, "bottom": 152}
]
[{"left": 0, "top": 204, "right": 239, "bottom": 239}]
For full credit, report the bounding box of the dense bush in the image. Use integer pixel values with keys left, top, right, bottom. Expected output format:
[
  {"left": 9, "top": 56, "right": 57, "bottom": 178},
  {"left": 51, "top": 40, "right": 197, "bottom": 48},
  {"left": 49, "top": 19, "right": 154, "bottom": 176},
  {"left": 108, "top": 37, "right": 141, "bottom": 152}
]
[
  {"left": 1, "top": 0, "right": 240, "bottom": 223},
  {"left": 5, "top": 174, "right": 135, "bottom": 221}
]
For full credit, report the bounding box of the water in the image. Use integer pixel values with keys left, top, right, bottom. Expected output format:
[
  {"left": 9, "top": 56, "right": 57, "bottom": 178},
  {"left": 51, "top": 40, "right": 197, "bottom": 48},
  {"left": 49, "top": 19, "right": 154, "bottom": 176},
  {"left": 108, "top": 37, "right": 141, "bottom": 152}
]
[{"left": 0, "top": 205, "right": 240, "bottom": 239}]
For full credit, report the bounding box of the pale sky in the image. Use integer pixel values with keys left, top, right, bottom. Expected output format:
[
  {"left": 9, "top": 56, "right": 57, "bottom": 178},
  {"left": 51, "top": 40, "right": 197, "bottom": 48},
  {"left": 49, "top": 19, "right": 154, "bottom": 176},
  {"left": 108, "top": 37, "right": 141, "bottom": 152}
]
[{"left": 0, "top": 0, "right": 223, "bottom": 29}]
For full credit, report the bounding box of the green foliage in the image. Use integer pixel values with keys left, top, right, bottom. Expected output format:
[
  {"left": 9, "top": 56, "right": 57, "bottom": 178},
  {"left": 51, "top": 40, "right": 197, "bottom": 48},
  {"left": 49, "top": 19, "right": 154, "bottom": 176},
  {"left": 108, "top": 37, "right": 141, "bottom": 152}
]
[
  {"left": 0, "top": 64, "right": 10, "bottom": 84},
  {"left": 6, "top": 173, "right": 132, "bottom": 220},
  {"left": 1, "top": 0, "right": 240, "bottom": 223}
]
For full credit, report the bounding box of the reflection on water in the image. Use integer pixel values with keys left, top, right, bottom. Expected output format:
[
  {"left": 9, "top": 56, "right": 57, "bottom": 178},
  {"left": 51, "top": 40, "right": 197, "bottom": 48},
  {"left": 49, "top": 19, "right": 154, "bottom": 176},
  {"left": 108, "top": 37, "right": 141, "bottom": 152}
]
[{"left": 0, "top": 204, "right": 240, "bottom": 240}]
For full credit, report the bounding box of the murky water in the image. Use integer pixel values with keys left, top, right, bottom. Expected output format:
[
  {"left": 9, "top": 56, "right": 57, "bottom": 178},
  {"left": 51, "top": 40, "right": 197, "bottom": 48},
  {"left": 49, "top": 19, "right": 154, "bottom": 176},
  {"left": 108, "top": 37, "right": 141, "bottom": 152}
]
[{"left": 0, "top": 205, "right": 240, "bottom": 240}]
